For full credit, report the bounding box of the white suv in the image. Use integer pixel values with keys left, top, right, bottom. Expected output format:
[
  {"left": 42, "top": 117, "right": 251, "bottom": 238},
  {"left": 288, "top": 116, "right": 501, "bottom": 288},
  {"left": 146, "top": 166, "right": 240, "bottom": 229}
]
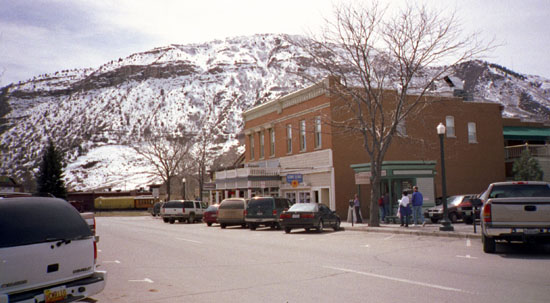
[
  {"left": 0, "top": 197, "right": 106, "bottom": 303},
  {"left": 160, "top": 200, "right": 206, "bottom": 224}
]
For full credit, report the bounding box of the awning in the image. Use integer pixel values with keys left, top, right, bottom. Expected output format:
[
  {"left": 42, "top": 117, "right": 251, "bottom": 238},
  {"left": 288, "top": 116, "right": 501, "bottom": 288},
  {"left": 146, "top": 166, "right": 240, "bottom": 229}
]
[{"left": 503, "top": 126, "right": 550, "bottom": 141}]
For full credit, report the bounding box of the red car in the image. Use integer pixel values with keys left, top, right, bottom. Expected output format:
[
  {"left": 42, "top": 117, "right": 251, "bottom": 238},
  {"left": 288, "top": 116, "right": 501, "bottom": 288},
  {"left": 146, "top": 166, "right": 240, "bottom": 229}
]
[{"left": 203, "top": 204, "right": 220, "bottom": 226}]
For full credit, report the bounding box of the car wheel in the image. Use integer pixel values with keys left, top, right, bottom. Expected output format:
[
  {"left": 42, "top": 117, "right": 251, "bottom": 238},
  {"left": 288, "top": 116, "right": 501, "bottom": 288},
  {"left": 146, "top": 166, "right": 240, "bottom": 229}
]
[
  {"left": 207, "top": 222, "right": 212, "bottom": 227},
  {"left": 163, "top": 218, "right": 169, "bottom": 223},
  {"left": 285, "top": 227, "right": 291, "bottom": 234},
  {"left": 430, "top": 218, "right": 438, "bottom": 224},
  {"left": 169, "top": 219, "right": 175, "bottom": 224},
  {"left": 189, "top": 213, "right": 196, "bottom": 224},
  {"left": 250, "top": 224, "right": 257, "bottom": 230},
  {"left": 305, "top": 228, "right": 310, "bottom": 232},
  {"left": 482, "top": 234, "right": 496, "bottom": 253},
  {"left": 317, "top": 220, "right": 324, "bottom": 233},
  {"left": 241, "top": 223, "right": 247, "bottom": 228},
  {"left": 449, "top": 212, "right": 458, "bottom": 223},
  {"left": 464, "top": 216, "right": 474, "bottom": 225},
  {"left": 220, "top": 223, "right": 226, "bottom": 229},
  {"left": 333, "top": 219, "right": 341, "bottom": 231}
]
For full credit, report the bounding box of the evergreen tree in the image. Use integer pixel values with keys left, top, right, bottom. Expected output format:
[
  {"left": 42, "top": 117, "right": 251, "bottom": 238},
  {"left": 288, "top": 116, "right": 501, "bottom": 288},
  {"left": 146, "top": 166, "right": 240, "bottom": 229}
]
[
  {"left": 512, "top": 149, "right": 543, "bottom": 181},
  {"left": 36, "top": 140, "right": 67, "bottom": 199}
]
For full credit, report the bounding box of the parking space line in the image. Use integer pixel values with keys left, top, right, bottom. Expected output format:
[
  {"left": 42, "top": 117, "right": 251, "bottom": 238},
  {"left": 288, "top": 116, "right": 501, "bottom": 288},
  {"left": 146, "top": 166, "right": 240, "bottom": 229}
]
[
  {"left": 176, "top": 238, "right": 202, "bottom": 244},
  {"left": 324, "top": 266, "right": 471, "bottom": 293},
  {"left": 466, "top": 239, "right": 471, "bottom": 247}
]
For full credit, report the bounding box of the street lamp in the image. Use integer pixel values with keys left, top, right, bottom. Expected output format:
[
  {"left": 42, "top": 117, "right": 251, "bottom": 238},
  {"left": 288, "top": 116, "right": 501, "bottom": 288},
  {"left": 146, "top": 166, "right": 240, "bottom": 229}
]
[{"left": 437, "top": 123, "right": 454, "bottom": 231}]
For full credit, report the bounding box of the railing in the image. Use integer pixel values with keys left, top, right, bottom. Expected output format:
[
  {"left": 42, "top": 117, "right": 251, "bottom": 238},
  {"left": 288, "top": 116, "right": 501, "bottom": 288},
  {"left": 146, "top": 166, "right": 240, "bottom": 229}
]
[{"left": 505, "top": 144, "right": 550, "bottom": 160}]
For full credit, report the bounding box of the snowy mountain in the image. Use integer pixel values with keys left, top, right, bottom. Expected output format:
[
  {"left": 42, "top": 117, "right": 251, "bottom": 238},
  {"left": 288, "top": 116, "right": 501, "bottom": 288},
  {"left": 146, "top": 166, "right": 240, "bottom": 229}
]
[{"left": 1, "top": 34, "right": 549, "bottom": 191}]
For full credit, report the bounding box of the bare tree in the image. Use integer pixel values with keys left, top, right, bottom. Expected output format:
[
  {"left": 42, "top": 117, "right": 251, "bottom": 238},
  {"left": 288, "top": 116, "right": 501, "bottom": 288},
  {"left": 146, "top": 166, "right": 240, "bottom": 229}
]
[
  {"left": 295, "top": 1, "right": 493, "bottom": 226},
  {"left": 133, "top": 132, "right": 193, "bottom": 201}
]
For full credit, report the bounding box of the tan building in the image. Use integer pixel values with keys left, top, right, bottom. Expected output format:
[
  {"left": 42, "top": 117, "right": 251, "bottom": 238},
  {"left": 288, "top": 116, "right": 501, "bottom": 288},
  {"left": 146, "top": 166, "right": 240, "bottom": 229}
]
[{"left": 215, "top": 78, "right": 506, "bottom": 219}]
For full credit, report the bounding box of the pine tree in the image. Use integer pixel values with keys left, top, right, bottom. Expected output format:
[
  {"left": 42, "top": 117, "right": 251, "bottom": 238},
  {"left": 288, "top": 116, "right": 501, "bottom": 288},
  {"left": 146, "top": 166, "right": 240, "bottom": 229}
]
[
  {"left": 36, "top": 140, "right": 67, "bottom": 199},
  {"left": 512, "top": 149, "right": 543, "bottom": 181}
]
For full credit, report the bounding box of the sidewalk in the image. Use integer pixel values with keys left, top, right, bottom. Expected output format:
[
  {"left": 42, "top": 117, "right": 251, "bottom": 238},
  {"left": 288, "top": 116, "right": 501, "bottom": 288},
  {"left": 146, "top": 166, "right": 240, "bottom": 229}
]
[{"left": 341, "top": 221, "right": 482, "bottom": 239}]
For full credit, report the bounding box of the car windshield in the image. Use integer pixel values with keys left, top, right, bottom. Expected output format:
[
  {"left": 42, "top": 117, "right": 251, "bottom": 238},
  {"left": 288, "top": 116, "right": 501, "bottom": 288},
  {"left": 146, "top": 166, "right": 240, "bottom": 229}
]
[
  {"left": 288, "top": 203, "right": 318, "bottom": 212},
  {"left": 205, "top": 205, "right": 218, "bottom": 212}
]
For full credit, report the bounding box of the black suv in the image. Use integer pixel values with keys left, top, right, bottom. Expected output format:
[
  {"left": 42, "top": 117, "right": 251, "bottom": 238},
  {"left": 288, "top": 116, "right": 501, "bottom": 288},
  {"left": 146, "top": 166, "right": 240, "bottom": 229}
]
[{"left": 245, "top": 196, "right": 292, "bottom": 230}]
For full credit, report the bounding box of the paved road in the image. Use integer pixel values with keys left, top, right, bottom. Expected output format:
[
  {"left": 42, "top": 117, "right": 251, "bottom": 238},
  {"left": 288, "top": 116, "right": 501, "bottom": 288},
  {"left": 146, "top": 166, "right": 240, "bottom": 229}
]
[{"left": 90, "top": 216, "right": 550, "bottom": 303}]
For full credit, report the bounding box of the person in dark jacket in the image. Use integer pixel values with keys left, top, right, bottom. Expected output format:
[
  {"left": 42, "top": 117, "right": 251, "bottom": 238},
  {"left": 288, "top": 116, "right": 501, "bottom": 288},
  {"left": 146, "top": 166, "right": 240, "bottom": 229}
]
[{"left": 411, "top": 186, "right": 425, "bottom": 226}]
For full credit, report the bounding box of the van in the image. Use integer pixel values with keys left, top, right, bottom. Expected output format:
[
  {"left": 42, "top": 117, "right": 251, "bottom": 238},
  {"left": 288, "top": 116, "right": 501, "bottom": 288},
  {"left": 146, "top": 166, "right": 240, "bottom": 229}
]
[
  {"left": 245, "top": 196, "right": 292, "bottom": 230},
  {"left": 217, "top": 198, "right": 248, "bottom": 229}
]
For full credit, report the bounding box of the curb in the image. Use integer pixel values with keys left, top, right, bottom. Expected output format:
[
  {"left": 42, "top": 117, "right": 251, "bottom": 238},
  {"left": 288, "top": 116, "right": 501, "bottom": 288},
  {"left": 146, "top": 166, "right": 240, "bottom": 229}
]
[{"left": 343, "top": 225, "right": 482, "bottom": 239}]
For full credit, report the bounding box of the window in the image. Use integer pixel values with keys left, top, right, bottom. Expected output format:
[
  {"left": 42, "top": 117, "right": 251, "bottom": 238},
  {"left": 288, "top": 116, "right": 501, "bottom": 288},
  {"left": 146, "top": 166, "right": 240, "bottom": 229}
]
[
  {"left": 314, "top": 117, "right": 322, "bottom": 148},
  {"left": 468, "top": 122, "right": 477, "bottom": 143},
  {"left": 249, "top": 134, "right": 255, "bottom": 160},
  {"left": 269, "top": 128, "right": 275, "bottom": 157},
  {"left": 300, "top": 120, "right": 306, "bottom": 151},
  {"left": 446, "top": 116, "right": 455, "bottom": 137},
  {"left": 286, "top": 124, "right": 292, "bottom": 154},
  {"left": 397, "top": 119, "right": 407, "bottom": 136},
  {"left": 259, "top": 131, "right": 265, "bottom": 159}
]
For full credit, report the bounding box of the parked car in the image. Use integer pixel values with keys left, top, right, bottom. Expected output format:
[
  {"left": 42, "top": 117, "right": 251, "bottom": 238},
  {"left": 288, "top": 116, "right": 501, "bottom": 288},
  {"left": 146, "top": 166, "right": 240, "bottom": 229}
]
[
  {"left": 217, "top": 198, "right": 248, "bottom": 229},
  {"left": 424, "top": 194, "right": 474, "bottom": 223},
  {"left": 246, "top": 196, "right": 292, "bottom": 230},
  {"left": 0, "top": 197, "right": 106, "bottom": 302},
  {"left": 457, "top": 195, "right": 482, "bottom": 224},
  {"left": 160, "top": 200, "right": 206, "bottom": 224},
  {"left": 280, "top": 203, "right": 341, "bottom": 233},
  {"left": 203, "top": 204, "right": 220, "bottom": 226},
  {"left": 149, "top": 201, "right": 164, "bottom": 217}
]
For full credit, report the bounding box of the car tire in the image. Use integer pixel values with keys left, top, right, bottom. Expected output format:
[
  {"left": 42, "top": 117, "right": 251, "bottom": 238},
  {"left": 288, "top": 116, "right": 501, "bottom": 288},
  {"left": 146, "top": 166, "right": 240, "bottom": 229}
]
[
  {"left": 188, "top": 213, "right": 196, "bottom": 224},
  {"left": 449, "top": 212, "right": 458, "bottom": 223},
  {"left": 333, "top": 219, "right": 341, "bottom": 231},
  {"left": 482, "top": 234, "right": 496, "bottom": 253},
  {"left": 163, "top": 218, "right": 169, "bottom": 223},
  {"left": 430, "top": 218, "right": 438, "bottom": 224},
  {"left": 207, "top": 222, "right": 212, "bottom": 227},
  {"left": 169, "top": 219, "right": 175, "bottom": 224},
  {"left": 285, "top": 227, "right": 291, "bottom": 233},
  {"left": 317, "top": 220, "right": 324, "bottom": 233},
  {"left": 305, "top": 228, "right": 311, "bottom": 232},
  {"left": 250, "top": 224, "right": 257, "bottom": 230},
  {"left": 221, "top": 223, "right": 226, "bottom": 229}
]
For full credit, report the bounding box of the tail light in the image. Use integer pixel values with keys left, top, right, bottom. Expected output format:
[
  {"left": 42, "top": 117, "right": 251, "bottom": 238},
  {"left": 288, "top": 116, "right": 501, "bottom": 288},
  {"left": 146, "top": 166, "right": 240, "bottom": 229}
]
[
  {"left": 280, "top": 213, "right": 291, "bottom": 219},
  {"left": 482, "top": 202, "right": 492, "bottom": 223},
  {"left": 93, "top": 241, "right": 98, "bottom": 264},
  {"left": 244, "top": 210, "right": 248, "bottom": 216},
  {"left": 273, "top": 209, "right": 278, "bottom": 215},
  {"left": 301, "top": 213, "right": 315, "bottom": 219}
]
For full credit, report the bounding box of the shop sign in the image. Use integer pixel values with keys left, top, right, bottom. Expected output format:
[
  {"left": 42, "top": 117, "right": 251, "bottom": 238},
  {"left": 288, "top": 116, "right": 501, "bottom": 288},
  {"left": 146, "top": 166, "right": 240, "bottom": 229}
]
[{"left": 286, "top": 174, "right": 303, "bottom": 184}]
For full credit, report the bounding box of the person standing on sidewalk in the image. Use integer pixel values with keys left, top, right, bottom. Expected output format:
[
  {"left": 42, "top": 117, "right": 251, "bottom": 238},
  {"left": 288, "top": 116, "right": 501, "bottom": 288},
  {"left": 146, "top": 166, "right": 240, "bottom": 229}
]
[
  {"left": 411, "top": 186, "right": 425, "bottom": 226},
  {"left": 354, "top": 194, "right": 363, "bottom": 223},
  {"left": 378, "top": 193, "right": 386, "bottom": 223},
  {"left": 399, "top": 191, "right": 411, "bottom": 227}
]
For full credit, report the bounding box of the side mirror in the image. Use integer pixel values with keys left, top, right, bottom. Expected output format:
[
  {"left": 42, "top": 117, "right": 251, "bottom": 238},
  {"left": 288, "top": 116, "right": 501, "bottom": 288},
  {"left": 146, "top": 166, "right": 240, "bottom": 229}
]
[{"left": 471, "top": 198, "right": 483, "bottom": 207}]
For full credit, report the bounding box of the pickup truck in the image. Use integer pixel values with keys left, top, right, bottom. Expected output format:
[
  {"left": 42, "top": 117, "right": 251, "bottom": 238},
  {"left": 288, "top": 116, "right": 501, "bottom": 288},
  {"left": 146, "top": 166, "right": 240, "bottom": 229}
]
[
  {"left": 0, "top": 197, "right": 106, "bottom": 302},
  {"left": 476, "top": 181, "right": 550, "bottom": 253}
]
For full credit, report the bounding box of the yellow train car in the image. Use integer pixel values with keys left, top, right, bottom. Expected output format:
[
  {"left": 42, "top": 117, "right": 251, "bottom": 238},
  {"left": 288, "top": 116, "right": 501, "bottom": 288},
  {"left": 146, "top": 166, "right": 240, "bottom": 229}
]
[
  {"left": 134, "top": 196, "right": 159, "bottom": 209},
  {"left": 94, "top": 196, "right": 135, "bottom": 210}
]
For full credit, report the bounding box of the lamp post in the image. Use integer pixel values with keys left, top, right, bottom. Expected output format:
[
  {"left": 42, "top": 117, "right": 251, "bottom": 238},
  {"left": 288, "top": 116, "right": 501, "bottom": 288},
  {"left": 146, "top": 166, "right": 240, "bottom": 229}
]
[{"left": 437, "top": 123, "right": 454, "bottom": 231}]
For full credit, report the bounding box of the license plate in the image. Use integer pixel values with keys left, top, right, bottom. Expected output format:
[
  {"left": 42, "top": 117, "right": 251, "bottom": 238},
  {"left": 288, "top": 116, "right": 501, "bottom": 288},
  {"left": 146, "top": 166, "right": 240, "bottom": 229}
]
[
  {"left": 257, "top": 212, "right": 263, "bottom": 215},
  {"left": 292, "top": 214, "right": 300, "bottom": 218},
  {"left": 44, "top": 286, "right": 67, "bottom": 303}
]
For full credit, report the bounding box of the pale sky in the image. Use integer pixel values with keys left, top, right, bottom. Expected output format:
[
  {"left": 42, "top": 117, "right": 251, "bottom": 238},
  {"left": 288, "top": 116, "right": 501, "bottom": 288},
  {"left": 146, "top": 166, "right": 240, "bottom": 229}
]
[{"left": 1, "top": 0, "right": 549, "bottom": 86}]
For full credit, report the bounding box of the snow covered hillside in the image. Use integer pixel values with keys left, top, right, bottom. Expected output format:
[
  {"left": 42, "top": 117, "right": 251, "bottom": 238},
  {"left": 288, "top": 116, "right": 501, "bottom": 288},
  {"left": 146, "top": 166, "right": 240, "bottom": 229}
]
[{"left": 1, "top": 34, "right": 549, "bottom": 191}]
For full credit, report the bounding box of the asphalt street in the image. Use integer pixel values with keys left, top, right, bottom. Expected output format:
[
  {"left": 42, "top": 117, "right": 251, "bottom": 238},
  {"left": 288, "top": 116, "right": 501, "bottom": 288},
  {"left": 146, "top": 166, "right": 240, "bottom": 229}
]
[{"left": 89, "top": 216, "right": 550, "bottom": 303}]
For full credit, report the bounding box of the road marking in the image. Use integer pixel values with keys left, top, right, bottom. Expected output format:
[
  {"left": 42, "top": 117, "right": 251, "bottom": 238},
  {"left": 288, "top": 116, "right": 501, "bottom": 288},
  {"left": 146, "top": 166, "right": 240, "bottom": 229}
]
[
  {"left": 176, "top": 238, "right": 202, "bottom": 244},
  {"left": 97, "top": 249, "right": 102, "bottom": 252},
  {"left": 324, "top": 266, "right": 470, "bottom": 293},
  {"left": 384, "top": 235, "right": 396, "bottom": 240},
  {"left": 103, "top": 260, "right": 121, "bottom": 264},
  {"left": 362, "top": 244, "right": 370, "bottom": 248},
  {"left": 456, "top": 255, "right": 478, "bottom": 259},
  {"left": 129, "top": 278, "right": 154, "bottom": 283},
  {"left": 466, "top": 239, "right": 472, "bottom": 247}
]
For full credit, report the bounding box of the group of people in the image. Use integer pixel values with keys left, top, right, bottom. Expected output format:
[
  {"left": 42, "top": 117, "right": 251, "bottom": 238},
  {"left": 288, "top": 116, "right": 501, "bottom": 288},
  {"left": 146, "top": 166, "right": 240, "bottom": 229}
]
[{"left": 377, "top": 186, "right": 425, "bottom": 227}]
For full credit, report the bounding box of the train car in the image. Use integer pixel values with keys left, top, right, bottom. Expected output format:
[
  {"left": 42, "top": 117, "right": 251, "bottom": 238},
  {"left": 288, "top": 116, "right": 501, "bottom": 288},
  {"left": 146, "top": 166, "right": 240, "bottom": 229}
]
[
  {"left": 94, "top": 196, "right": 135, "bottom": 210},
  {"left": 134, "top": 196, "right": 159, "bottom": 209}
]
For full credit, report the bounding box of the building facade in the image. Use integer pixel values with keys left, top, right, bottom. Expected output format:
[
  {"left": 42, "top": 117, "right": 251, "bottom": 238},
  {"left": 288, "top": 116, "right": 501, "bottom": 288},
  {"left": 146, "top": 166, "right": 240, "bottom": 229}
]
[{"left": 215, "top": 78, "right": 506, "bottom": 219}]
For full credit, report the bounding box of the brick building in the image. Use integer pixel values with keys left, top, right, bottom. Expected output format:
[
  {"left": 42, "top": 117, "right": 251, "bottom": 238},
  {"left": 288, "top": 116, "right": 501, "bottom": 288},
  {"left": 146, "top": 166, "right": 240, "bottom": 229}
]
[{"left": 215, "top": 78, "right": 506, "bottom": 219}]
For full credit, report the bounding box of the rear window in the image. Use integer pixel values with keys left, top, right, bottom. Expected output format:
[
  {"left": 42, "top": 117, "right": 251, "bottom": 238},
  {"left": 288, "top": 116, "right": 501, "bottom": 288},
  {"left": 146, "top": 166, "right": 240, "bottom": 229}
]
[
  {"left": 164, "top": 201, "right": 183, "bottom": 208},
  {"left": 288, "top": 203, "right": 318, "bottom": 212},
  {"left": 219, "top": 199, "right": 246, "bottom": 209},
  {"left": 489, "top": 184, "right": 550, "bottom": 198},
  {"left": 0, "top": 197, "right": 92, "bottom": 248},
  {"left": 205, "top": 205, "right": 219, "bottom": 212},
  {"left": 248, "top": 198, "right": 273, "bottom": 209}
]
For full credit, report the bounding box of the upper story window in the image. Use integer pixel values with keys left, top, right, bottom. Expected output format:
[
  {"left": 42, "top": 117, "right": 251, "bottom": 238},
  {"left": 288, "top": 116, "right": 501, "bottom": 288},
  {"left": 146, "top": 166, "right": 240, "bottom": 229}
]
[
  {"left": 249, "top": 134, "right": 255, "bottom": 160},
  {"left": 286, "top": 124, "right": 292, "bottom": 154},
  {"left": 396, "top": 119, "right": 407, "bottom": 137},
  {"left": 259, "top": 131, "right": 265, "bottom": 159},
  {"left": 446, "top": 116, "right": 455, "bottom": 137},
  {"left": 468, "top": 122, "right": 477, "bottom": 143},
  {"left": 269, "top": 128, "right": 275, "bottom": 157},
  {"left": 314, "top": 117, "right": 322, "bottom": 149},
  {"left": 300, "top": 120, "right": 306, "bottom": 151}
]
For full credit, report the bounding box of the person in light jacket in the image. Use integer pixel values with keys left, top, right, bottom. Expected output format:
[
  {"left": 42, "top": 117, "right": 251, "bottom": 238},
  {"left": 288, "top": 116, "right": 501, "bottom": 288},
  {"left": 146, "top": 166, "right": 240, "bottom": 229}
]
[{"left": 399, "top": 191, "right": 411, "bottom": 227}]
